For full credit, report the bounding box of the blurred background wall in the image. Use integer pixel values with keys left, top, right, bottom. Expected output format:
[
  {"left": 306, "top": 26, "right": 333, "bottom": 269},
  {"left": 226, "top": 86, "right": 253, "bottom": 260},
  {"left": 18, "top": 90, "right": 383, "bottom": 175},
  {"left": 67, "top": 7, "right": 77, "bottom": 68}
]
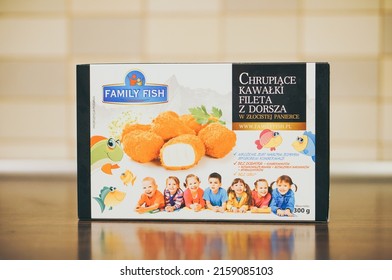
[{"left": 0, "top": 0, "right": 391, "bottom": 175}]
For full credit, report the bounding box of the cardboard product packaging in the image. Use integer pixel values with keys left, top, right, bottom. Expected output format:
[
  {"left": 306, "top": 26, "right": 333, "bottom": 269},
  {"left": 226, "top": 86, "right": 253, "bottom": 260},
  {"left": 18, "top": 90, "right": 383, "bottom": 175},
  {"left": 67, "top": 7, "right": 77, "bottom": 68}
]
[{"left": 77, "top": 63, "right": 329, "bottom": 222}]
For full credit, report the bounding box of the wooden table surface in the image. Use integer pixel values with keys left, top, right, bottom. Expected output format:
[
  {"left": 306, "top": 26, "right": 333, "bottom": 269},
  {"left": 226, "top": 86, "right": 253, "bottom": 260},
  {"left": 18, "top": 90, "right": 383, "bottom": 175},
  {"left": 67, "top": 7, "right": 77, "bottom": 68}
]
[{"left": 0, "top": 176, "right": 391, "bottom": 260}]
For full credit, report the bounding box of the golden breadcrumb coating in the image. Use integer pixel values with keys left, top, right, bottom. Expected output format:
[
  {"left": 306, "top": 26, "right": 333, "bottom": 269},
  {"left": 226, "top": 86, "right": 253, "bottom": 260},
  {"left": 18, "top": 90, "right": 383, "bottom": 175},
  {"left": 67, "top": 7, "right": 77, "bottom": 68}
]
[
  {"left": 151, "top": 111, "right": 195, "bottom": 140},
  {"left": 121, "top": 123, "right": 151, "bottom": 142},
  {"left": 198, "top": 123, "right": 236, "bottom": 158},
  {"left": 179, "top": 114, "right": 204, "bottom": 134},
  {"left": 122, "top": 130, "right": 164, "bottom": 163}
]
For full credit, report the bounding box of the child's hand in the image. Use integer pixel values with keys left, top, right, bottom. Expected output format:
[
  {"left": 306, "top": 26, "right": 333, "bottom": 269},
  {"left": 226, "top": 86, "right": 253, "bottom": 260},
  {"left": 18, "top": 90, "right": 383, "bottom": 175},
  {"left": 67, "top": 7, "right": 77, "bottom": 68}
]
[
  {"left": 218, "top": 206, "right": 225, "bottom": 213},
  {"left": 165, "top": 206, "right": 174, "bottom": 212},
  {"left": 239, "top": 206, "right": 247, "bottom": 213},
  {"left": 231, "top": 207, "right": 239, "bottom": 213},
  {"left": 194, "top": 204, "right": 203, "bottom": 212},
  {"left": 284, "top": 209, "right": 293, "bottom": 217},
  {"left": 277, "top": 209, "right": 285, "bottom": 216},
  {"left": 136, "top": 206, "right": 147, "bottom": 214},
  {"left": 250, "top": 206, "right": 257, "bottom": 211},
  {"left": 213, "top": 206, "right": 219, "bottom": 212}
]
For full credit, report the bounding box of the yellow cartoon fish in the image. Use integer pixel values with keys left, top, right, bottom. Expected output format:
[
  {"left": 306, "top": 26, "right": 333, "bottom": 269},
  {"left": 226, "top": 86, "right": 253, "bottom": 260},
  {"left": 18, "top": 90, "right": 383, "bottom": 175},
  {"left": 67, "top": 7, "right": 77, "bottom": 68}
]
[
  {"left": 93, "top": 186, "right": 126, "bottom": 212},
  {"left": 120, "top": 170, "right": 137, "bottom": 186}
]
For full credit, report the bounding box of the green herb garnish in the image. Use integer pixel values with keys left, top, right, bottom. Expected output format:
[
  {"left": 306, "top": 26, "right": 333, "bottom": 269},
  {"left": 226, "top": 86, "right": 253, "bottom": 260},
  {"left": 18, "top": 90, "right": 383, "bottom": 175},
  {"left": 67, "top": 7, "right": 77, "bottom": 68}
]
[{"left": 189, "top": 105, "right": 226, "bottom": 125}]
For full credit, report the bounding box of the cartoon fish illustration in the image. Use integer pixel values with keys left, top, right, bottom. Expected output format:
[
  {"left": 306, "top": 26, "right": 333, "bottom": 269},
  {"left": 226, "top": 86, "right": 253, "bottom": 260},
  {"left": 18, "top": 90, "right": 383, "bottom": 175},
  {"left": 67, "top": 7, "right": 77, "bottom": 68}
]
[
  {"left": 292, "top": 131, "right": 316, "bottom": 162},
  {"left": 93, "top": 186, "right": 126, "bottom": 213},
  {"left": 120, "top": 170, "right": 137, "bottom": 186},
  {"left": 255, "top": 129, "right": 283, "bottom": 151},
  {"left": 91, "top": 136, "right": 124, "bottom": 175}
]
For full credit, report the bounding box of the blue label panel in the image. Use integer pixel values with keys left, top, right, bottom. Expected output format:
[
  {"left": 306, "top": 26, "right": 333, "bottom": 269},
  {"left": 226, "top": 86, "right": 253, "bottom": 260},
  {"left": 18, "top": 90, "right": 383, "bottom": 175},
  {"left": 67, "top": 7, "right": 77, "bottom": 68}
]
[{"left": 103, "top": 85, "right": 168, "bottom": 104}]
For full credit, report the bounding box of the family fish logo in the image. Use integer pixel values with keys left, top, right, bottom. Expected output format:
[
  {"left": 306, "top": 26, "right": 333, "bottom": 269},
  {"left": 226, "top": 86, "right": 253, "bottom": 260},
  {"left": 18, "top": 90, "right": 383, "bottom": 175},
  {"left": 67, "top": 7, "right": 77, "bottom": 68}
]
[{"left": 103, "top": 70, "right": 168, "bottom": 104}]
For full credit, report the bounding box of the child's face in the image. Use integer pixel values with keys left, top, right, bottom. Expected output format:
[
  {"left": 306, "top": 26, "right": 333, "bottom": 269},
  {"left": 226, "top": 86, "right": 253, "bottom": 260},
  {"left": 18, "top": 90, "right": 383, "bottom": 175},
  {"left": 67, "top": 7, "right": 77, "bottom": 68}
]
[
  {"left": 142, "top": 179, "right": 157, "bottom": 197},
  {"left": 208, "top": 177, "right": 221, "bottom": 193},
  {"left": 232, "top": 181, "right": 245, "bottom": 195},
  {"left": 186, "top": 177, "right": 200, "bottom": 191},
  {"left": 256, "top": 181, "right": 269, "bottom": 197},
  {"left": 166, "top": 178, "right": 179, "bottom": 195},
  {"left": 277, "top": 180, "right": 290, "bottom": 195}
]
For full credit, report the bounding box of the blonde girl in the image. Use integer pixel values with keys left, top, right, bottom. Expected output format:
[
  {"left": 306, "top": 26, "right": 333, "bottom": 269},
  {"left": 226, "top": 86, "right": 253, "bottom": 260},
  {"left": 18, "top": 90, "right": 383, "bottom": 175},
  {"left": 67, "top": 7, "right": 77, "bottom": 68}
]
[
  {"left": 251, "top": 179, "right": 272, "bottom": 210},
  {"left": 183, "top": 174, "right": 205, "bottom": 211}
]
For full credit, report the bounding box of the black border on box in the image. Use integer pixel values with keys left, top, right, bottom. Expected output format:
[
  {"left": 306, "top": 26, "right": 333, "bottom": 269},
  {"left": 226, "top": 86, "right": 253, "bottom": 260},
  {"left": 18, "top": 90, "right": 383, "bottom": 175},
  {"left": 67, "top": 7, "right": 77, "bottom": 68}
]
[
  {"left": 315, "top": 63, "right": 330, "bottom": 221},
  {"left": 77, "top": 64, "right": 91, "bottom": 219},
  {"left": 77, "top": 63, "right": 330, "bottom": 222}
]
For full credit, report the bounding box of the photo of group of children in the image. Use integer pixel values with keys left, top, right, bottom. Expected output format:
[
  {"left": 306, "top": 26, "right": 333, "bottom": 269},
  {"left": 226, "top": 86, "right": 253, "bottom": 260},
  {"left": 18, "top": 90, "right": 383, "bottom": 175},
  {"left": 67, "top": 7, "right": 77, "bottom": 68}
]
[{"left": 135, "top": 173, "right": 298, "bottom": 217}]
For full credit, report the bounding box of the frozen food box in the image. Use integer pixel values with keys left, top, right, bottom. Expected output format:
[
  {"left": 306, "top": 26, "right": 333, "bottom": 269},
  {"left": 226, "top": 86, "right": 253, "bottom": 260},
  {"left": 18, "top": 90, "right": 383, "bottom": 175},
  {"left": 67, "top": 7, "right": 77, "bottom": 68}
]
[{"left": 77, "top": 63, "right": 329, "bottom": 222}]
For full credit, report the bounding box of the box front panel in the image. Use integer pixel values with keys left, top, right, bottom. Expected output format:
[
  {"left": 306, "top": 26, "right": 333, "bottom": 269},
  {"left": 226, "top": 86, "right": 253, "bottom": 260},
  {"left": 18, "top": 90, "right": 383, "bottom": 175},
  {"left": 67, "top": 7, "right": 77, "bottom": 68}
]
[{"left": 83, "top": 63, "right": 326, "bottom": 221}]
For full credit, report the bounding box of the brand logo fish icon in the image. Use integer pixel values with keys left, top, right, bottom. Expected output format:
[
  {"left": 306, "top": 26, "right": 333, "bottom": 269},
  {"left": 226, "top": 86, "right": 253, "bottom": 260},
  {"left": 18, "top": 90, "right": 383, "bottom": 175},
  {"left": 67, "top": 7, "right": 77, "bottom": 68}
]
[
  {"left": 127, "top": 71, "right": 145, "bottom": 86},
  {"left": 103, "top": 70, "right": 168, "bottom": 104}
]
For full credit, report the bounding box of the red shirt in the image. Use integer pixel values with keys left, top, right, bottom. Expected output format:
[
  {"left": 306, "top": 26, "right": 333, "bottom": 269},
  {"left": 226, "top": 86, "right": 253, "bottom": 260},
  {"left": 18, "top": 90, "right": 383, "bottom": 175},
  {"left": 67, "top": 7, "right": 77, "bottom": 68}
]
[
  {"left": 251, "top": 190, "right": 271, "bottom": 208},
  {"left": 184, "top": 188, "right": 205, "bottom": 208}
]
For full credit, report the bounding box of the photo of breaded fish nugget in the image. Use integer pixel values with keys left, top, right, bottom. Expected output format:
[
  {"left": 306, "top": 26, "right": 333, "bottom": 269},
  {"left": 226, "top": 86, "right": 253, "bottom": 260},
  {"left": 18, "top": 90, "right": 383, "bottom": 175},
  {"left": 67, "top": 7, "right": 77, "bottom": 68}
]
[
  {"left": 180, "top": 114, "right": 203, "bottom": 134},
  {"left": 160, "top": 134, "right": 205, "bottom": 170},
  {"left": 198, "top": 123, "right": 236, "bottom": 158},
  {"left": 122, "top": 130, "right": 164, "bottom": 163},
  {"left": 121, "top": 123, "right": 151, "bottom": 142},
  {"left": 151, "top": 111, "right": 196, "bottom": 141}
]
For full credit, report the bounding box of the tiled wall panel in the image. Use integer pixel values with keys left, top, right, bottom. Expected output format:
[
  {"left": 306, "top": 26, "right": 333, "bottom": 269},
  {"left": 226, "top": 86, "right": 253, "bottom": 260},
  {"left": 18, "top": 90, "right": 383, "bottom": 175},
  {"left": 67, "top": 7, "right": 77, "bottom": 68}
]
[
  {"left": 382, "top": 146, "right": 392, "bottom": 160},
  {"left": 71, "top": 18, "right": 142, "bottom": 56},
  {"left": 330, "top": 101, "right": 378, "bottom": 143},
  {"left": 381, "top": 104, "right": 392, "bottom": 141},
  {"left": 384, "top": 15, "right": 392, "bottom": 53},
  {"left": 331, "top": 144, "right": 378, "bottom": 161},
  {"left": 0, "top": 61, "right": 67, "bottom": 97},
  {"left": 71, "top": 0, "right": 142, "bottom": 14},
  {"left": 147, "top": 0, "right": 221, "bottom": 13},
  {"left": 225, "top": 16, "right": 298, "bottom": 56},
  {"left": 0, "top": 0, "right": 66, "bottom": 13},
  {"left": 0, "top": 18, "right": 67, "bottom": 56},
  {"left": 303, "top": 0, "right": 379, "bottom": 11},
  {"left": 226, "top": 0, "right": 299, "bottom": 12},
  {"left": 0, "top": 103, "right": 67, "bottom": 140},
  {"left": 386, "top": 0, "right": 392, "bottom": 11},
  {"left": 146, "top": 18, "right": 220, "bottom": 57},
  {"left": 0, "top": 141, "right": 69, "bottom": 159},
  {"left": 330, "top": 60, "right": 378, "bottom": 98},
  {"left": 381, "top": 59, "right": 392, "bottom": 98},
  {"left": 0, "top": 0, "right": 391, "bottom": 161},
  {"left": 303, "top": 15, "right": 379, "bottom": 57}
]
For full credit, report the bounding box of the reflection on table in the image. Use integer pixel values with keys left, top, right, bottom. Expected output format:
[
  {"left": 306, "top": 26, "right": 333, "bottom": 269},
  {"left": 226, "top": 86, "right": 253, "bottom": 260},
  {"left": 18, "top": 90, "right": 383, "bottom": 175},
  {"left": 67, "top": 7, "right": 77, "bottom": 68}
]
[{"left": 79, "top": 221, "right": 327, "bottom": 260}]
